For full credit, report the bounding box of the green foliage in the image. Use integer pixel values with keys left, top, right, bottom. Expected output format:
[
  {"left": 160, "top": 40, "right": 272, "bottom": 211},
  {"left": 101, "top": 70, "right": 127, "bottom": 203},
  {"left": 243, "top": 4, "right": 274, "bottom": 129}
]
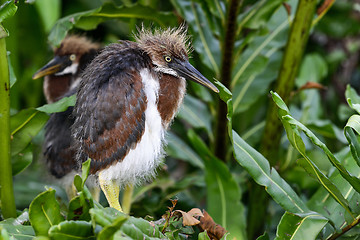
[{"left": 2, "top": 0, "right": 360, "bottom": 239}]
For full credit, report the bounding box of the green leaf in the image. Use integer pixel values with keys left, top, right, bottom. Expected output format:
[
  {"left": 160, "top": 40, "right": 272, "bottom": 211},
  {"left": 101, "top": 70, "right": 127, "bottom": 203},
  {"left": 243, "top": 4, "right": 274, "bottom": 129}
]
[
  {"left": 49, "top": 221, "right": 94, "bottom": 240},
  {"left": 67, "top": 193, "right": 92, "bottom": 221},
  {"left": 308, "top": 149, "right": 360, "bottom": 231},
  {"left": 297, "top": 53, "right": 328, "bottom": 86},
  {"left": 344, "top": 114, "right": 360, "bottom": 167},
  {"left": 275, "top": 212, "right": 328, "bottom": 240},
  {"left": 0, "top": 228, "right": 9, "bottom": 240},
  {"left": 346, "top": 84, "right": 360, "bottom": 114},
  {"left": 10, "top": 108, "right": 49, "bottom": 156},
  {"left": 98, "top": 215, "right": 128, "bottom": 240},
  {"left": 48, "top": 2, "right": 175, "bottom": 46},
  {"left": 242, "top": 0, "right": 285, "bottom": 29},
  {"left": 187, "top": 131, "right": 246, "bottom": 240},
  {"left": 272, "top": 91, "right": 360, "bottom": 194},
  {"left": 171, "top": 0, "right": 221, "bottom": 75},
  {"left": 166, "top": 132, "right": 204, "bottom": 169},
  {"left": 232, "top": 130, "right": 309, "bottom": 214},
  {"left": 119, "top": 216, "right": 165, "bottom": 239},
  {"left": 0, "top": 218, "right": 35, "bottom": 240},
  {"left": 213, "top": 79, "right": 233, "bottom": 137},
  {"left": 0, "top": 1, "right": 18, "bottom": 24},
  {"left": 11, "top": 145, "right": 32, "bottom": 176},
  {"left": 297, "top": 157, "right": 353, "bottom": 218},
  {"left": 74, "top": 175, "right": 83, "bottom": 192},
  {"left": 198, "top": 231, "right": 211, "bottom": 240},
  {"left": 178, "top": 95, "right": 213, "bottom": 135},
  {"left": 34, "top": 0, "right": 61, "bottom": 33},
  {"left": 90, "top": 208, "right": 121, "bottom": 227},
  {"left": 36, "top": 95, "right": 76, "bottom": 113},
  {"left": 256, "top": 232, "right": 270, "bottom": 240},
  {"left": 29, "top": 189, "right": 64, "bottom": 236}
]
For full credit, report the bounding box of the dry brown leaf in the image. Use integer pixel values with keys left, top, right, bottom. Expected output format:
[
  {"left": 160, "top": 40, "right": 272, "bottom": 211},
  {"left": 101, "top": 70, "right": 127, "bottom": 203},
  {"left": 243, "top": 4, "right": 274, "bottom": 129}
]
[
  {"left": 198, "top": 210, "right": 227, "bottom": 240},
  {"left": 299, "top": 82, "right": 327, "bottom": 91},
  {"left": 282, "top": 3, "right": 291, "bottom": 16},
  {"left": 317, "top": 0, "right": 335, "bottom": 16},
  {"left": 174, "top": 208, "right": 204, "bottom": 226}
]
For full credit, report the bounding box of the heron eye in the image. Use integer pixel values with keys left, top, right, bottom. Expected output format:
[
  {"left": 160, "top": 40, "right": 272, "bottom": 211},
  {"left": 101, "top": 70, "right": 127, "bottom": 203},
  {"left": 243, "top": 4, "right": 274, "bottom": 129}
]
[
  {"left": 164, "top": 56, "right": 172, "bottom": 62},
  {"left": 70, "top": 54, "right": 76, "bottom": 61}
]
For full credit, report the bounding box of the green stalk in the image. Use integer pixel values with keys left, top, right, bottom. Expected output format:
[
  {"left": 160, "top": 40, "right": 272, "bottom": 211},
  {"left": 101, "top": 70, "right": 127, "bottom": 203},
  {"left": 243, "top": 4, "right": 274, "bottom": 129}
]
[
  {"left": 247, "top": 1, "right": 317, "bottom": 238},
  {"left": 260, "top": 0, "right": 317, "bottom": 164},
  {"left": 0, "top": 25, "right": 16, "bottom": 218}
]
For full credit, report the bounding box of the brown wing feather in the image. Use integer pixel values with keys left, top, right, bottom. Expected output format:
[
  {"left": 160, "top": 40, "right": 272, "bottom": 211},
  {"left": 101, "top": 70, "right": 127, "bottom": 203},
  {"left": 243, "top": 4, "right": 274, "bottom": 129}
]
[{"left": 72, "top": 43, "right": 150, "bottom": 174}]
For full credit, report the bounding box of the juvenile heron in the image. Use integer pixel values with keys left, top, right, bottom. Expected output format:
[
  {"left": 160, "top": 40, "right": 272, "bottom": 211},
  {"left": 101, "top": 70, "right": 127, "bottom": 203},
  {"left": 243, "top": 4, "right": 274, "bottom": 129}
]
[
  {"left": 72, "top": 26, "right": 219, "bottom": 212},
  {"left": 33, "top": 35, "right": 100, "bottom": 199}
]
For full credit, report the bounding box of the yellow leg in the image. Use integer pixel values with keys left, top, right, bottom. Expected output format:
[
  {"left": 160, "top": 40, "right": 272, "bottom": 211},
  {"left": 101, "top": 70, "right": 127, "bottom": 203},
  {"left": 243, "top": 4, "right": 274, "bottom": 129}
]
[
  {"left": 122, "top": 184, "right": 134, "bottom": 214},
  {"left": 99, "top": 172, "right": 122, "bottom": 212}
]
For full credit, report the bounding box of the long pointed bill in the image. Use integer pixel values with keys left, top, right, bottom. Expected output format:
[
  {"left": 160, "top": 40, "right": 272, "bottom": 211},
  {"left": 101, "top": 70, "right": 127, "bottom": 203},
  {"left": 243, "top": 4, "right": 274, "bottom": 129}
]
[
  {"left": 32, "top": 55, "right": 71, "bottom": 80},
  {"left": 172, "top": 60, "right": 219, "bottom": 93}
]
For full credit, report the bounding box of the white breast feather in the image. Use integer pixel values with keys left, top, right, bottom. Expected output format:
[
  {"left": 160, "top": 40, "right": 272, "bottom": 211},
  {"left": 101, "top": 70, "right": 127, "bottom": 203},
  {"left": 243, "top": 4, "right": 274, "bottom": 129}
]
[{"left": 98, "top": 68, "right": 165, "bottom": 187}]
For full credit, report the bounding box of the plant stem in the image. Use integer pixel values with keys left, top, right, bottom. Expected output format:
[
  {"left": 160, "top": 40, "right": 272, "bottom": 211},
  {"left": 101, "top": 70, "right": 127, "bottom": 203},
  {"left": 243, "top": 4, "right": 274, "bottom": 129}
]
[
  {"left": 247, "top": 0, "right": 317, "bottom": 238},
  {"left": 215, "top": 0, "right": 242, "bottom": 161},
  {"left": 327, "top": 215, "right": 360, "bottom": 240},
  {"left": 260, "top": 0, "right": 317, "bottom": 165},
  {"left": 0, "top": 25, "right": 16, "bottom": 218}
]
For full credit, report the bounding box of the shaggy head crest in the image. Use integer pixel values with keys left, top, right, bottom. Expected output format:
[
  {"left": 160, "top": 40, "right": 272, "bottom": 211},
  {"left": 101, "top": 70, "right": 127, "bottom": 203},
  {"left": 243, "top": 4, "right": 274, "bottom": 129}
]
[
  {"left": 55, "top": 35, "right": 100, "bottom": 56},
  {"left": 135, "top": 25, "right": 192, "bottom": 66}
]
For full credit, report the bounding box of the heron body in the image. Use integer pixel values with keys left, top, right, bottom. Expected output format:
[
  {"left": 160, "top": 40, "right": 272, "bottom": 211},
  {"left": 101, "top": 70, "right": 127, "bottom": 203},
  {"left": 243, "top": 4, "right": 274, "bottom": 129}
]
[
  {"left": 33, "top": 35, "right": 100, "bottom": 198},
  {"left": 72, "top": 27, "right": 218, "bottom": 211}
]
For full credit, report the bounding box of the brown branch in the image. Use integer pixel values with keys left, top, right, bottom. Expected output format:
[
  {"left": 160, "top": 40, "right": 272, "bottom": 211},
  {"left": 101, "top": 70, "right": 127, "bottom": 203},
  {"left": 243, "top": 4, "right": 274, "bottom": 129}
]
[
  {"left": 215, "top": 0, "right": 242, "bottom": 160},
  {"left": 327, "top": 216, "right": 360, "bottom": 240}
]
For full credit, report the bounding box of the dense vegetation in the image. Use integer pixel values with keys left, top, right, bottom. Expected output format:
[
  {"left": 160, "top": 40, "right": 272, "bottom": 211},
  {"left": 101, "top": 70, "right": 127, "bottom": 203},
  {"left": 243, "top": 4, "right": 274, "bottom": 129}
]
[{"left": 1, "top": 0, "right": 360, "bottom": 239}]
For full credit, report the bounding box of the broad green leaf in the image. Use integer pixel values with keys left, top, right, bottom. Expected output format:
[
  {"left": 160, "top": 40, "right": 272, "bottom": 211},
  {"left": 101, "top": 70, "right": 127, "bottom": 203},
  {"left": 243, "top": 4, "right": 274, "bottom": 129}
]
[
  {"left": 188, "top": 131, "right": 246, "bottom": 240},
  {"left": 272, "top": 91, "right": 360, "bottom": 194},
  {"left": 243, "top": 0, "right": 285, "bottom": 29},
  {"left": 231, "top": 13, "right": 289, "bottom": 88},
  {"left": 297, "top": 53, "right": 328, "bottom": 86},
  {"left": 67, "top": 194, "right": 92, "bottom": 221},
  {"left": 98, "top": 216, "right": 128, "bottom": 240},
  {"left": 0, "top": 218, "right": 35, "bottom": 240},
  {"left": 171, "top": 0, "right": 221, "bottom": 75},
  {"left": 213, "top": 79, "right": 233, "bottom": 137},
  {"left": 34, "top": 0, "right": 60, "bottom": 33},
  {"left": 346, "top": 84, "right": 360, "bottom": 114},
  {"left": 232, "top": 130, "right": 309, "bottom": 214},
  {"left": 0, "top": 228, "right": 9, "bottom": 240},
  {"left": 119, "top": 216, "right": 165, "bottom": 239},
  {"left": 166, "top": 132, "right": 204, "bottom": 169},
  {"left": 308, "top": 149, "right": 360, "bottom": 231},
  {"left": 36, "top": 95, "right": 75, "bottom": 113},
  {"left": 90, "top": 208, "right": 122, "bottom": 227},
  {"left": 11, "top": 145, "right": 32, "bottom": 176},
  {"left": 198, "top": 231, "right": 211, "bottom": 240},
  {"left": 10, "top": 108, "right": 49, "bottom": 156},
  {"left": 275, "top": 212, "right": 328, "bottom": 240},
  {"left": 29, "top": 189, "right": 64, "bottom": 236},
  {"left": 178, "top": 95, "right": 213, "bottom": 135},
  {"left": 48, "top": 2, "right": 175, "bottom": 46},
  {"left": 48, "top": 221, "right": 94, "bottom": 240},
  {"left": 274, "top": 91, "right": 353, "bottom": 216},
  {"left": 344, "top": 114, "right": 360, "bottom": 167},
  {"left": 307, "top": 119, "right": 347, "bottom": 144},
  {"left": 256, "top": 232, "right": 270, "bottom": 240},
  {"left": 297, "top": 157, "right": 353, "bottom": 218},
  {"left": 0, "top": 1, "right": 17, "bottom": 24}
]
